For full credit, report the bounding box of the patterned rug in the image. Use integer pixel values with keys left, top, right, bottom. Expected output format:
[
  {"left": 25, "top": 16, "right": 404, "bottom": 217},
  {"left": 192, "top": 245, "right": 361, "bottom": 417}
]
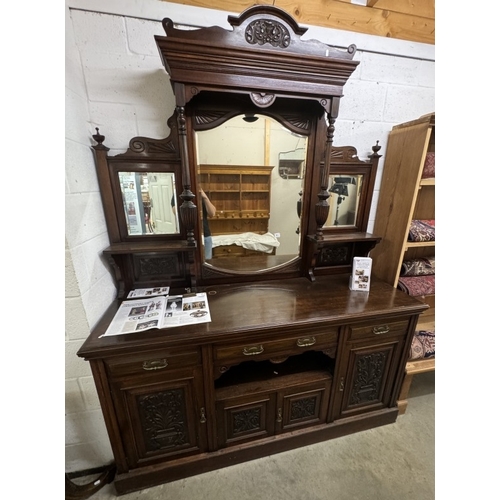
[
  {"left": 409, "top": 330, "right": 435, "bottom": 360},
  {"left": 422, "top": 152, "right": 435, "bottom": 178},
  {"left": 408, "top": 219, "right": 435, "bottom": 242},
  {"left": 398, "top": 275, "right": 435, "bottom": 296},
  {"left": 401, "top": 256, "right": 435, "bottom": 276}
]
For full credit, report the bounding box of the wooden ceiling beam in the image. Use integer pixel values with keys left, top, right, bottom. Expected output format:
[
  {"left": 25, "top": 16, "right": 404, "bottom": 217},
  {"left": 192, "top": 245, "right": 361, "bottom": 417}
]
[{"left": 161, "top": 0, "right": 435, "bottom": 45}]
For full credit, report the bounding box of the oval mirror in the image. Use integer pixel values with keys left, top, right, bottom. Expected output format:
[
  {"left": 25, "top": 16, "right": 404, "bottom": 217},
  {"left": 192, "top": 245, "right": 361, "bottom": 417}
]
[{"left": 195, "top": 114, "right": 308, "bottom": 273}]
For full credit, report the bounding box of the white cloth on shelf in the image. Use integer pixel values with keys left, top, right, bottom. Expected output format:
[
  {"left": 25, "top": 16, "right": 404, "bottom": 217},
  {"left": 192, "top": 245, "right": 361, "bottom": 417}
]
[{"left": 211, "top": 232, "right": 280, "bottom": 254}]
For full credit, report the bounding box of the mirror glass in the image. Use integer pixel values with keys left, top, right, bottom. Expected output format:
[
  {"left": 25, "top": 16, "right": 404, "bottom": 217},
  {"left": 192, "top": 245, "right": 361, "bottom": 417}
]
[
  {"left": 195, "top": 114, "right": 307, "bottom": 272},
  {"left": 118, "top": 171, "right": 179, "bottom": 235},
  {"left": 278, "top": 149, "right": 306, "bottom": 180},
  {"left": 325, "top": 173, "right": 363, "bottom": 227}
]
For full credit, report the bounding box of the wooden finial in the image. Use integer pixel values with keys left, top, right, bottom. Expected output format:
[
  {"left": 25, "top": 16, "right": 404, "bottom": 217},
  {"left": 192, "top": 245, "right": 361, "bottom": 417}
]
[{"left": 92, "top": 127, "right": 105, "bottom": 145}]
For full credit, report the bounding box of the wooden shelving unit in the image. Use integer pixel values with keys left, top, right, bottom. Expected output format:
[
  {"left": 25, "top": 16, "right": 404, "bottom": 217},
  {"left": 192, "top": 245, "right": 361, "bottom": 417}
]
[
  {"left": 370, "top": 113, "right": 435, "bottom": 414},
  {"left": 370, "top": 113, "right": 435, "bottom": 324}
]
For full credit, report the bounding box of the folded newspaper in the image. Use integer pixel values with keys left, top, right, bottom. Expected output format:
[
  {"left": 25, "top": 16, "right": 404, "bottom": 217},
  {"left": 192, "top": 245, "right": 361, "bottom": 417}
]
[
  {"left": 127, "top": 286, "right": 170, "bottom": 298},
  {"left": 100, "top": 292, "right": 211, "bottom": 337}
]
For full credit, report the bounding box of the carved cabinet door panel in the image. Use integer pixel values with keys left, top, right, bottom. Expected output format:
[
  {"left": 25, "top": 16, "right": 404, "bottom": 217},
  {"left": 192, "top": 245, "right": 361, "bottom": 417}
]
[
  {"left": 334, "top": 339, "right": 406, "bottom": 420},
  {"left": 276, "top": 376, "right": 332, "bottom": 433},
  {"left": 332, "top": 319, "right": 410, "bottom": 420},
  {"left": 110, "top": 366, "right": 207, "bottom": 469},
  {"left": 215, "top": 391, "right": 277, "bottom": 449},
  {"left": 215, "top": 370, "right": 333, "bottom": 448}
]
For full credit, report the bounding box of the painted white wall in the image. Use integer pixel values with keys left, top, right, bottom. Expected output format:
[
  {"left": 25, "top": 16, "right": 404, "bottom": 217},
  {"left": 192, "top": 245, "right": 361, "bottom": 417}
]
[{"left": 65, "top": 0, "right": 434, "bottom": 472}]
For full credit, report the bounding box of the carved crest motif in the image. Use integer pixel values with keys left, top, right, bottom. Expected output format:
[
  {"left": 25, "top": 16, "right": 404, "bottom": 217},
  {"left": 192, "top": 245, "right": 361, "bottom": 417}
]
[
  {"left": 245, "top": 19, "right": 291, "bottom": 48},
  {"left": 250, "top": 92, "right": 276, "bottom": 108}
]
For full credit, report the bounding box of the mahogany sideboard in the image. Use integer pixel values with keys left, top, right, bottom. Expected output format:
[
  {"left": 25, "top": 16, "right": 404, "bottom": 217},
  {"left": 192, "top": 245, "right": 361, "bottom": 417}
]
[
  {"left": 77, "top": 274, "right": 427, "bottom": 495},
  {"left": 77, "top": 6, "right": 429, "bottom": 494}
]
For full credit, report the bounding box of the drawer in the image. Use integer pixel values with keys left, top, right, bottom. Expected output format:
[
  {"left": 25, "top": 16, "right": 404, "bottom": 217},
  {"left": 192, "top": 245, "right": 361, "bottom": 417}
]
[
  {"left": 214, "top": 328, "right": 339, "bottom": 364},
  {"left": 105, "top": 348, "right": 201, "bottom": 377},
  {"left": 347, "top": 319, "right": 410, "bottom": 342}
]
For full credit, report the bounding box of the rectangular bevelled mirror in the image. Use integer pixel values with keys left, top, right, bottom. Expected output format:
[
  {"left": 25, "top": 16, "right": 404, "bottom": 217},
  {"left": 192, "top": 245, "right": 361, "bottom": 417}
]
[
  {"left": 325, "top": 174, "right": 363, "bottom": 228},
  {"left": 117, "top": 171, "right": 180, "bottom": 236}
]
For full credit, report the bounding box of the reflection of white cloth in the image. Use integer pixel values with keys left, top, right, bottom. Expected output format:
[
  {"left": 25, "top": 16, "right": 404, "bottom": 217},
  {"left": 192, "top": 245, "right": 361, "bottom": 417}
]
[{"left": 211, "top": 232, "right": 280, "bottom": 254}]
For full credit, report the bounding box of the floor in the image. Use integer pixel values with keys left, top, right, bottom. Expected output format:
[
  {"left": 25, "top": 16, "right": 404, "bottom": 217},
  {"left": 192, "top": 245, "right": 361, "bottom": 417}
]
[{"left": 80, "top": 371, "right": 435, "bottom": 500}]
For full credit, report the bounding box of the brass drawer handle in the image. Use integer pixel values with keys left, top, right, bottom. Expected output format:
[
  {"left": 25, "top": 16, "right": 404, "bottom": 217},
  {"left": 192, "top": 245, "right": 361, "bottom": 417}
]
[
  {"left": 372, "top": 325, "right": 390, "bottom": 335},
  {"left": 276, "top": 408, "right": 283, "bottom": 423},
  {"left": 142, "top": 359, "right": 168, "bottom": 370},
  {"left": 296, "top": 336, "right": 316, "bottom": 347},
  {"left": 242, "top": 345, "right": 264, "bottom": 356}
]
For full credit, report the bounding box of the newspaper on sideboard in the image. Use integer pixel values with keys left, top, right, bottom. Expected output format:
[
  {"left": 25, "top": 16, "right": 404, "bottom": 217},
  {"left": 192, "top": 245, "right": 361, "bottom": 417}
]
[
  {"left": 127, "top": 286, "right": 170, "bottom": 298},
  {"left": 100, "top": 292, "right": 211, "bottom": 337}
]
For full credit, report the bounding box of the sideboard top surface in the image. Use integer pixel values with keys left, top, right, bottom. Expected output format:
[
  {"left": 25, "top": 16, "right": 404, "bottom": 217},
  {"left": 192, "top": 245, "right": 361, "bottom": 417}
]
[{"left": 77, "top": 275, "right": 427, "bottom": 359}]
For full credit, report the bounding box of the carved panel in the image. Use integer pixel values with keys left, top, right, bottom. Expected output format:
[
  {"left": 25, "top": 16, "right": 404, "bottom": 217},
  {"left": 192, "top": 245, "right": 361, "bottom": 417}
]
[
  {"left": 250, "top": 92, "right": 276, "bottom": 108},
  {"left": 217, "top": 397, "right": 272, "bottom": 447},
  {"left": 245, "top": 19, "right": 291, "bottom": 48},
  {"left": 134, "top": 254, "right": 180, "bottom": 278},
  {"left": 138, "top": 389, "right": 188, "bottom": 452},
  {"left": 194, "top": 110, "right": 229, "bottom": 128},
  {"left": 290, "top": 396, "right": 316, "bottom": 421},
  {"left": 349, "top": 351, "right": 388, "bottom": 406},
  {"left": 129, "top": 138, "right": 178, "bottom": 156},
  {"left": 113, "top": 114, "right": 181, "bottom": 160},
  {"left": 330, "top": 146, "right": 359, "bottom": 162},
  {"left": 318, "top": 245, "right": 350, "bottom": 266},
  {"left": 232, "top": 407, "right": 262, "bottom": 435},
  {"left": 281, "top": 113, "right": 311, "bottom": 132}
]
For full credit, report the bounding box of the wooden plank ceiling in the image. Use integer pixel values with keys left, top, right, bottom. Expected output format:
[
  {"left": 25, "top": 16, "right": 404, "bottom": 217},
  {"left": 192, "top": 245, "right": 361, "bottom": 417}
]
[{"left": 162, "top": 0, "right": 435, "bottom": 45}]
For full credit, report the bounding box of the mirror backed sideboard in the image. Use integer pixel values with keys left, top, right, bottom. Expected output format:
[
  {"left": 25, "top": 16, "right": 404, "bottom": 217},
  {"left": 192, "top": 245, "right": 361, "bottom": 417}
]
[{"left": 78, "top": 6, "right": 428, "bottom": 494}]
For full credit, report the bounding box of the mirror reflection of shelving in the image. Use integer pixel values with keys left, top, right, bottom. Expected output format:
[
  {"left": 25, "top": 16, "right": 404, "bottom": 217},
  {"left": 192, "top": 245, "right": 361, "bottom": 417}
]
[
  {"left": 199, "top": 165, "right": 273, "bottom": 235},
  {"left": 196, "top": 114, "right": 308, "bottom": 268}
]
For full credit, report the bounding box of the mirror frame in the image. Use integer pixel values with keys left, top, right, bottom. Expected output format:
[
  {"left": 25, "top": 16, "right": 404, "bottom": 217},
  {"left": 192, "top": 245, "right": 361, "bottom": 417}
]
[
  {"left": 154, "top": 5, "right": 363, "bottom": 284},
  {"left": 323, "top": 145, "right": 381, "bottom": 235},
  {"left": 188, "top": 95, "right": 321, "bottom": 279},
  {"left": 91, "top": 115, "right": 185, "bottom": 243},
  {"left": 90, "top": 6, "right": 384, "bottom": 293}
]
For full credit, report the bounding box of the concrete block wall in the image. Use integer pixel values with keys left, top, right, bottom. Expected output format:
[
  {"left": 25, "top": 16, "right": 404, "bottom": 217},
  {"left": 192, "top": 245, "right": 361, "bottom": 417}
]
[{"left": 65, "top": 0, "right": 434, "bottom": 473}]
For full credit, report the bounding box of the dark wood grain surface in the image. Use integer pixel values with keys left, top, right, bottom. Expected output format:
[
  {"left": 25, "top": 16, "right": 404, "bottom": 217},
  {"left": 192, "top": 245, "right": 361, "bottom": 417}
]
[{"left": 78, "top": 274, "right": 427, "bottom": 359}]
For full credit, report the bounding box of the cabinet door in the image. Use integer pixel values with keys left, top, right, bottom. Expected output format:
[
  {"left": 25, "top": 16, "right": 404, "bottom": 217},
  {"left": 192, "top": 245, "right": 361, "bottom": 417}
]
[
  {"left": 333, "top": 319, "right": 409, "bottom": 420},
  {"left": 276, "top": 378, "right": 332, "bottom": 433},
  {"left": 336, "top": 339, "right": 405, "bottom": 419},
  {"left": 111, "top": 366, "right": 207, "bottom": 469},
  {"left": 216, "top": 391, "right": 277, "bottom": 448},
  {"left": 215, "top": 370, "right": 333, "bottom": 447}
]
